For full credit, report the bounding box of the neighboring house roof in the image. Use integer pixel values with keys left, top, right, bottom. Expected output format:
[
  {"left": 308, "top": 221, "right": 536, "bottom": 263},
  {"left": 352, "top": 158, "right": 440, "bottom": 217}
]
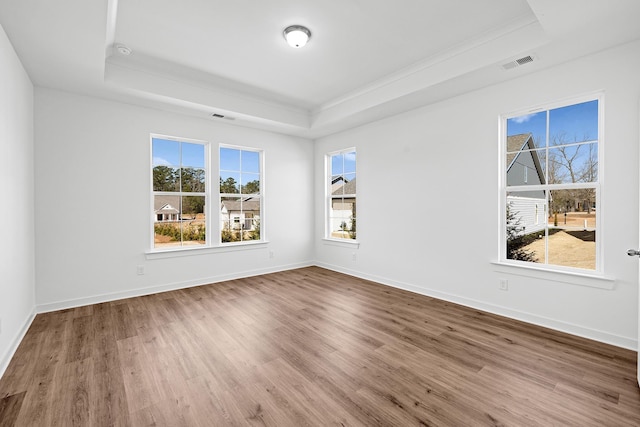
[
  {"left": 331, "top": 175, "right": 346, "bottom": 193},
  {"left": 506, "top": 133, "right": 545, "bottom": 185},
  {"left": 331, "top": 176, "right": 346, "bottom": 185},
  {"left": 332, "top": 177, "right": 356, "bottom": 195},
  {"left": 221, "top": 199, "right": 261, "bottom": 212},
  {"left": 154, "top": 195, "right": 180, "bottom": 213},
  {"left": 506, "top": 133, "right": 533, "bottom": 169}
]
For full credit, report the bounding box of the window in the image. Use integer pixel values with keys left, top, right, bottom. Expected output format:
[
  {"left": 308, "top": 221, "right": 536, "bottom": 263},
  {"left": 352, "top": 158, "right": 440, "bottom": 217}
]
[
  {"left": 152, "top": 136, "right": 208, "bottom": 248},
  {"left": 501, "top": 96, "right": 600, "bottom": 271},
  {"left": 220, "top": 146, "right": 262, "bottom": 243},
  {"left": 327, "top": 148, "right": 356, "bottom": 240}
]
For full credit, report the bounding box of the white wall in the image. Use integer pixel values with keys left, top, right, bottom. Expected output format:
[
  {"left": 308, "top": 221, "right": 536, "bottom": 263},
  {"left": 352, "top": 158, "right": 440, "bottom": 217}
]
[
  {"left": 0, "top": 24, "right": 35, "bottom": 375},
  {"left": 314, "top": 40, "right": 640, "bottom": 349},
  {"left": 34, "top": 89, "right": 314, "bottom": 310}
]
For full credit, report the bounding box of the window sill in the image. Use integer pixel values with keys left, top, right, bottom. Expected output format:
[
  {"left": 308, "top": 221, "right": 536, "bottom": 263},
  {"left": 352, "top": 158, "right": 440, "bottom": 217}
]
[
  {"left": 322, "top": 238, "right": 360, "bottom": 249},
  {"left": 146, "top": 241, "right": 269, "bottom": 260},
  {"left": 491, "top": 261, "right": 615, "bottom": 290}
]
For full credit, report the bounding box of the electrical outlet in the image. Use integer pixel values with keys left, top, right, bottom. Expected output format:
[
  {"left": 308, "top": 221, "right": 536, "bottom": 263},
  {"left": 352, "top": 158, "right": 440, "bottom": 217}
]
[
  {"left": 499, "top": 279, "right": 508, "bottom": 291},
  {"left": 0, "top": 318, "right": 2, "bottom": 335},
  {"left": 137, "top": 265, "right": 145, "bottom": 275},
  {"left": 352, "top": 253, "right": 357, "bottom": 262},
  {"left": 269, "top": 251, "right": 274, "bottom": 259}
]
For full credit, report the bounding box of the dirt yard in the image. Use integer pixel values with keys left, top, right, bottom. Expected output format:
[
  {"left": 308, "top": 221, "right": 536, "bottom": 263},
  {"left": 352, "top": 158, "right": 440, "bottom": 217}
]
[{"left": 522, "top": 229, "right": 595, "bottom": 270}]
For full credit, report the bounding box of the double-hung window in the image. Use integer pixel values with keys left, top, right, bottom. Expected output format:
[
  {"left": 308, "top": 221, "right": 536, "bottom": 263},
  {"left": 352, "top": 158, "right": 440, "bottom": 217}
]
[
  {"left": 220, "top": 146, "right": 262, "bottom": 243},
  {"left": 151, "top": 136, "right": 208, "bottom": 249},
  {"left": 327, "top": 148, "right": 356, "bottom": 240},
  {"left": 151, "top": 137, "right": 265, "bottom": 251},
  {"left": 500, "top": 95, "right": 601, "bottom": 272}
]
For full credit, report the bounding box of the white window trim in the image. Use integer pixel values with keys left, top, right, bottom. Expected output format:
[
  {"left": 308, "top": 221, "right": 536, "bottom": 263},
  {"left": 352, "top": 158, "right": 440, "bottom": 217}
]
[
  {"left": 146, "top": 240, "right": 269, "bottom": 259},
  {"left": 325, "top": 147, "right": 358, "bottom": 243},
  {"left": 498, "top": 93, "right": 604, "bottom": 278}
]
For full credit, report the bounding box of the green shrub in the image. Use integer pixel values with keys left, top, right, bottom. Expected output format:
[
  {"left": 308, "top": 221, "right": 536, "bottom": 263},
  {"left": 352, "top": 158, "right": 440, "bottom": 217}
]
[
  {"left": 155, "top": 222, "right": 205, "bottom": 243},
  {"left": 221, "top": 229, "right": 241, "bottom": 243},
  {"left": 506, "top": 206, "right": 537, "bottom": 262}
]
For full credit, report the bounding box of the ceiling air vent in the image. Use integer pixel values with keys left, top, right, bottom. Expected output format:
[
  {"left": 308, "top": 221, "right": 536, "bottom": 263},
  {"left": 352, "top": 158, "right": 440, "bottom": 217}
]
[
  {"left": 211, "top": 113, "right": 236, "bottom": 121},
  {"left": 502, "top": 55, "right": 535, "bottom": 71}
]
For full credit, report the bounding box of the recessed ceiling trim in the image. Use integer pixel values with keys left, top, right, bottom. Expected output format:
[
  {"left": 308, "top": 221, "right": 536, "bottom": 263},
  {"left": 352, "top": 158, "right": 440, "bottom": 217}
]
[
  {"left": 105, "top": 57, "right": 311, "bottom": 129},
  {"left": 312, "top": 18, "right": 549, "bottom": 128},
  {"left": 314, "top": 16, "right": 546, "bottom": 114}
]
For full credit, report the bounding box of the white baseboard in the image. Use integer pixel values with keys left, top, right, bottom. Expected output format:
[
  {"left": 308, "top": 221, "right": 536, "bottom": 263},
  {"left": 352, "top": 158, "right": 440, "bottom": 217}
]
[
  {"left": 36, "top": 261, "right": 314, "bottom": 313},
  {"left": 315, "top": 262, "right": 638, "bottom": 351},
  {"left": 0, "top": 309, "right": 36, "bottom": 379}
]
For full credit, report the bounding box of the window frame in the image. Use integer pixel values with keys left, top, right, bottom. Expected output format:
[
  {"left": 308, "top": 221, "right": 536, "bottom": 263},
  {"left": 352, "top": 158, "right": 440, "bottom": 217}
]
[
  {"left": 150, "top": 134, "right": 210, "bottom": 252},
  {"left": 325, "top": 147, "right": 357, "bottom": 243},
  {"left": 498, "top": 93, "right": 604, "bottom": 275},
  {"left": 149, "top": 136, "right": 266, "bottom": 255},
  {"left": 219, "top": 144, "right": 265, "bottom": 245}
]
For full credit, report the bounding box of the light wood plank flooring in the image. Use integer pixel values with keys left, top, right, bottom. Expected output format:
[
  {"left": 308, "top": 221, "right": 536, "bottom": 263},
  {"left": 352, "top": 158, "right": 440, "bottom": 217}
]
[{"left": 1, "top": 266, "right": 639, "bottom": 426}]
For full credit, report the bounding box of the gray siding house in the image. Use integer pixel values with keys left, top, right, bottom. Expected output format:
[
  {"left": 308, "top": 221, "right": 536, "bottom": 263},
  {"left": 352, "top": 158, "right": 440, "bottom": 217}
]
[{"left": 507, "top": 133, "right": 546, "bottom": 234}]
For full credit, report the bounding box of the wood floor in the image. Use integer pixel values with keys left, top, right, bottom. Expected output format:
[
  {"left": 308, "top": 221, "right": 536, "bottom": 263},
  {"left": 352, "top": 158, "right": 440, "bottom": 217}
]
[{"left": 1, "top": 267, "right": 639, "bottom": 426}]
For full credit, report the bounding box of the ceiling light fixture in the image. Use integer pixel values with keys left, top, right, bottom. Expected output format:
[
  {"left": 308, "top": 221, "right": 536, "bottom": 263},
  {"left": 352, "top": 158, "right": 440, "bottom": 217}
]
[{"left": 283, "top": 25, "right": 311, "bottom": 48}]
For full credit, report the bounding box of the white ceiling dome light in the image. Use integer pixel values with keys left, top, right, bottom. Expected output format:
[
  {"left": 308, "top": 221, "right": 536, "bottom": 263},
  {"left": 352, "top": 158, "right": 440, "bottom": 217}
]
[{"left": 283, "top": 25, "right": 311, "bottom": 48}]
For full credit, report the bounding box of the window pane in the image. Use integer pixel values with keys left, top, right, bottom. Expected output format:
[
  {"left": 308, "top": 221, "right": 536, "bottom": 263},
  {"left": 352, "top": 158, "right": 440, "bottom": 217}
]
[
  {"left": 220, "top": 147, "right": 241, "bottom": 171},
  {"left": 343, "top": 173, "right": 356, "bottom": 195},
  {"left": 181, "top": 196, "right": 205, "bottom": 246},
  {"left": 506, "top": 192, "right": 546, "bottom": 264},
  {"left": 152, "top": 138, "right": 180, "bottom": 166},
  {"left": 329, "top": 202, "right": 348, "bottom": 239},
  {"left": 241, "top": 150, "right": 260, "bottom": 173},
  {"left": 331, "top": 153, "right": 346, "bottom": 176},
  {"left": 343, "top": 151, "right": 356, "bottom": 173},
  {"left": 330, "top": 197, "right": 356, "bottom": 239},
  {"left": 548, "top": 189, "right": 596, "bottom": 222},
  {"left": 181, "top": 167, "right": 205, "bottom": 192},
  {"left": 506, "top": 113, "right": 546, "bottom": 149},
  {"left": 220, "top": 196, "right": 260, "bottom": 242},
  {"left": 506, "top": 149, "right": 546, "bottom": 187},
  {"left": 549, "top": 100, "right": 598, "bottom": 144},
  {"left": 242, "top": 196, "right": 261, "bottom": 241},
  {"left": 182, "top": 143, "right": 205, "bottom": 168},
  {"left": 154, "top": 195, "right": 181, "bottom": 248},
  {"left": 153, "top": 165, "right": 179, "bottom": 191},
  {"left": 220, "top": 171, "right": 240, "bottom": 194},
  {"left": 548, "top": 189, "right": 596, "bottom": 269},
  {"left": 241, "top": 172, "right": 260, "bottom": 194},
  {"left": 548, "top": 143, "right": 597, "bottom": 184},
  {"left": 221, "top": 197, "right": 240, "bottom": 242},
  {"left": 331, "top": 177, "right": 345, "bottom": 196}
]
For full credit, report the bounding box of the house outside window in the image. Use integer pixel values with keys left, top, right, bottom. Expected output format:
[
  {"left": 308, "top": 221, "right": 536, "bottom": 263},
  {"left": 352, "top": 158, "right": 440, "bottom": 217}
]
[
  {"left": 327, "top": 148, "right": 356, "bottom": 240},
  {"left": 151, "top": 136, "right": 208, "bottom": 248},
  {"left": 501, "top": 96, "right": 601, "bottom": 272},
  {"left": 220, "top": 146, "right": 263, "bottom": 243}
]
